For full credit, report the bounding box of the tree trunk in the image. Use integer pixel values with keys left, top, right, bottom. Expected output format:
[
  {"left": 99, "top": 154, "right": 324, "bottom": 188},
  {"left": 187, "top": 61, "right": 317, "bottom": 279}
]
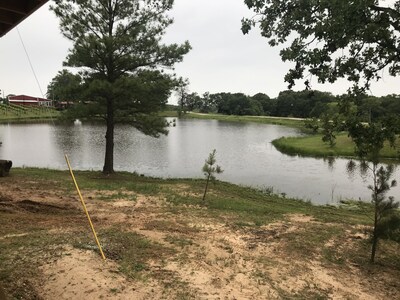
[
  {"left": 370, "top": 166, "right": 378, "bottom": 263},
  {"left": 103, "top": 98, "right": 114, "bottom": 174},
  {"left": 370, "top": 227, "right": 378, "bottom": 263},
  {"left": 370, "top": 194, "right": 379, "bottom": 263},
  {"left": 202, "top": 175, "right": 210, "bottom": 204}
]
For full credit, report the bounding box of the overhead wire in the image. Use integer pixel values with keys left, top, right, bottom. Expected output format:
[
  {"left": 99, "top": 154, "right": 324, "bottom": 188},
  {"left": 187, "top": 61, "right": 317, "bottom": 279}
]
[
  {"left": 16, "top": 26, "right": 57, "bottom": 126},
  {"left": 16, "top": 27, "right": 44, "bottom": 98}
]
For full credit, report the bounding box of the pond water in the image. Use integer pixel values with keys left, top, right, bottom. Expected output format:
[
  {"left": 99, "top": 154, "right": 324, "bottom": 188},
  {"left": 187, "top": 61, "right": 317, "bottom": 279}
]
[{"left": 0, "top": 118, "right": 399, "bottom": 204}]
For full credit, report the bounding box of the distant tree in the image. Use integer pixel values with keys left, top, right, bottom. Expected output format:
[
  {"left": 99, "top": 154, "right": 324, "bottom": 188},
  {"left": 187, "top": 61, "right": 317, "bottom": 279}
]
[
  {"left": 199, "top": 92, "right": 217, "bottom": 113},
  {"left": 52, "top": 0, "right": 191, "bottom": 174},
  {"left": 275, "top": 91, "right": 296, "bottom": 117},
  {"left": 251, "top": 93, "right": 275, "bottom": 115},
  {"left": 176, "top": 79, "right": 190, "bottom": 115},
  {"left": 213, "top": 92, "right": 263, "bottom": 116},
  {"left": 309, "top": 102, "right": 328, "bottom": 118},
  {"left": 47, "top": 69, "right": 83, "bottom": 102},
  {"left": 185, "top": 92, "right": 202, "bottom": 111},
  {"left": 202, "top": 149, "right": 223, "bottom": 205},
  {"left": 380, "top": 95, "right": 400, "bottom": 118},
  {"left": 353, "top": 96, "right": 382, "bottom": 123},
  {"left": 214, "top": 93, "right": 230, "bottom": 114},
  {"left": 242, "top": 1, "right": 400, "bottom": 92}
]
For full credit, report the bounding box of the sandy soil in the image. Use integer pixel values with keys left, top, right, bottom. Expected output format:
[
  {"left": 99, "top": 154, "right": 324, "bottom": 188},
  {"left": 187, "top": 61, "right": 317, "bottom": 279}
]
[{"left": 0, "top": 179, "right": 399, "bottom": 300}]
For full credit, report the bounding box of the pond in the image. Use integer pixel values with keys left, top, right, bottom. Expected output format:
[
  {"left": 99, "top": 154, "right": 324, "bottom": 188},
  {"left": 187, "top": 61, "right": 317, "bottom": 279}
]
[{"left": 0, "top": 118, "right": 399, "bottom": 204}]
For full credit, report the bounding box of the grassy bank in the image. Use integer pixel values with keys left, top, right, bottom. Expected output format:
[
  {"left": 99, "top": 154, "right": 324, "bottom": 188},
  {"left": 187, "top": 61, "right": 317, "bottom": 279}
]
[
  {"left": 183, "top": 112, "right": 305, "bottom": 127},
  {"left": 0, "top": 104, "right": 60, "bottom": 123},
  {"left": 1, "top": 168, "right": 373, "bottom": 224},
  {"left": 0, "top": 106, "right": 178, "bottom": 122},
  {"left": 273, "top": 133, "right": 400, "bottom": 160},
  {"left": 0, "top": 168, "right": 399, "bottom": 299},
  {"left": 158, "top": 110, "right": 179, "bottom": 117}
]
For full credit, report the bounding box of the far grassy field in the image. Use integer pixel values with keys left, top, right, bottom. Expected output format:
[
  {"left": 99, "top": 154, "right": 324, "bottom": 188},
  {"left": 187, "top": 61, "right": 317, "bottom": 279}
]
[
  {"left": 0, "top": 104, "right": 60, "bottom": 123},
  {"left": 0, "top": 104, "right": 179, "bottom": 122},
  {"left": 157, "top": 110, "right": 179, "bottom": 117},
  {"left": 273, "top": 133, "right": 400, "bottom": 160},
  {"left": 183, "top": 112, "right": 305, "bottom": 127}
]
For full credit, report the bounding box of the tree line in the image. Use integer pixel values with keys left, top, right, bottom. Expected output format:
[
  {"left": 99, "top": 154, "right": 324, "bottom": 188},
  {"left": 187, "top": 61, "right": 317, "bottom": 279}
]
[{"left": 178, "top": 89, "right": 400, "bottom": 121}]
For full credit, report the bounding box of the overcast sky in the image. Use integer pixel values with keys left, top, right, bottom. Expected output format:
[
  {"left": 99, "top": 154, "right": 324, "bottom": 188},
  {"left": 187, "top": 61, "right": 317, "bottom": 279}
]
[{"left": 1, "top": 0, "right": 399, "bottom": 103}]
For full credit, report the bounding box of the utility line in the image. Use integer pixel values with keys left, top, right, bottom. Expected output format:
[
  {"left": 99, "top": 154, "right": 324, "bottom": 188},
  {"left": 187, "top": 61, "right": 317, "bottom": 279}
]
[
  {"left": 16, "top": 26, "right": 57, "bottom": 127},
  {"left": 16, "top": 27, "right": 44, "bottom": 98}
]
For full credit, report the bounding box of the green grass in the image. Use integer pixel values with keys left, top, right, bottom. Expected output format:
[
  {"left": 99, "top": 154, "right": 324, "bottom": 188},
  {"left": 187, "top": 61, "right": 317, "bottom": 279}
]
[
  {"left": 272, "top": 133, "right": 400, "bottom": 160},
  {"left": 160, "top": 178, "right": 374, "bottom": 227},
  {"left": 183, "top": 112, "right": 305, "bottom": 127},
  {"left": 158, "top": 110, "right": 179, "bottom": 117},
  {"left": 165, "top": 235, "right": 194, "bottom": 248},
  {"left": 99, "top": 228, "right": 175, "bottom": 279},
  {"left": 6, "top": 168, "right": 375, "bottom": 227},
  {"left": 96, "top": 191, "right": 137, "bottom": 202},
  {"left": 14, "top": 168, "right": 162, "bottom": 195}
]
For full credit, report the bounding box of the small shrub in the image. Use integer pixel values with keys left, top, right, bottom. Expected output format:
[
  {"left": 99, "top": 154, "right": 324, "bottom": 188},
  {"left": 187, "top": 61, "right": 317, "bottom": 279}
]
[{"left": 202, "top": 149, "right": 223, "bottom": 204}]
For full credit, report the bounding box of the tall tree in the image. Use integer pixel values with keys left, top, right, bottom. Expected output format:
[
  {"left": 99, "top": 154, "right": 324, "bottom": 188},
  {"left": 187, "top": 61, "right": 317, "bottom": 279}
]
[
  {"left": 52, "top": 0, "right": 191, "bottom": 173},
  {"left": 242, "top": 0, "right": 400, "bottom": 91}
]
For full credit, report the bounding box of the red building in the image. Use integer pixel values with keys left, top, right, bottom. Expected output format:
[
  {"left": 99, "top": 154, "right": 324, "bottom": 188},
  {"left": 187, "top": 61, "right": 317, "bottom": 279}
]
[{"left": 8, "top": 95, "right": 53, "bottom": 107}]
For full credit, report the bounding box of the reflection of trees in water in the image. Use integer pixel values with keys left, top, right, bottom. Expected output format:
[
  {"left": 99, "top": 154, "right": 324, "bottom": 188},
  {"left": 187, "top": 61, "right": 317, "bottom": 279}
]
[
  {"left": 323, "top": 156, "right": 336, "bottom": 171},
  {"left": 53, "top": 124, "right": 78, "bottom": 153},
  {"left": 345, "top": 160, "right": 392, "bottom": 184},
  {"left": 52, "top": 123, "right": 106, "bottom": 167},
  {"left": 346, "top": 160, "right": 357, "bottom": 180}
]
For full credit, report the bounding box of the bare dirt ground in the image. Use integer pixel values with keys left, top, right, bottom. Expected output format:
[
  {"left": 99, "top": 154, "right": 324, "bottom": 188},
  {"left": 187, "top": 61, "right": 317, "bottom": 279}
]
[{"left": 1, "top": 177, "right": 399, "bottom": 300}]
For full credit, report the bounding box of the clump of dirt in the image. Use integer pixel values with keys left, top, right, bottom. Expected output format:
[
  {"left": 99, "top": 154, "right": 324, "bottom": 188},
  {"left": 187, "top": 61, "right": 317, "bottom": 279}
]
[
  {"left": 17, "top": 199, "right": 70, "bottom": 213},
  {"left": 0, "top": 198, "right": 74, "bottom": 214},
  {"left": 0, "top": 192, "right": 13, "bottom": 212}
]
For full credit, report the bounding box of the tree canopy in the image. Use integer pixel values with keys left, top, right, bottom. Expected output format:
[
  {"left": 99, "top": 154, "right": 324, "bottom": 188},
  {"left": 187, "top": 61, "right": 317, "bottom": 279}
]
[
  {"left": 51, "top": 0, "right": 191, "bottom": 173},
  {"left": 242, "top": 0, "right": 400, "bottom": 92},
  {"left": 47, "top": 69, "right": 83, "bottom": 101}
]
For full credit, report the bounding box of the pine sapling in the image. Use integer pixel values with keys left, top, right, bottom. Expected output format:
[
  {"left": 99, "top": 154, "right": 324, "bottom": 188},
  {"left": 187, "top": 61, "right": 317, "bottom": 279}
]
[{"left": 202, "top": 149, "right": 223, "bottom": 204}]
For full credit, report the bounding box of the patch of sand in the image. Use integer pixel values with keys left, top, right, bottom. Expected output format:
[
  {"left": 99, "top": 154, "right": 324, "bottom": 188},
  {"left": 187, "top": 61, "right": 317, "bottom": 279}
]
[{"left": 40, "top": 247, "right": 163, "bottom": 300}]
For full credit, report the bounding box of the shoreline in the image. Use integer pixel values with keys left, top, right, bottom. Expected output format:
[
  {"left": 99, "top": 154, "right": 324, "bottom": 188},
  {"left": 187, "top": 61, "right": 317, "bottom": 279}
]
[{"left": 272, "top": 134, "right": 400, "bottom": 162}]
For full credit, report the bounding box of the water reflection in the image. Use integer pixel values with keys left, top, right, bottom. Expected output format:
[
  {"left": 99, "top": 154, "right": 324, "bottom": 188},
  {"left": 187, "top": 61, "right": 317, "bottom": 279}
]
[
  {"left": 1, "top": 119, "right": 399, "bottom": 205},
  {"left": 323, "top": 157, "right": 336, "bottom": 171}
]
